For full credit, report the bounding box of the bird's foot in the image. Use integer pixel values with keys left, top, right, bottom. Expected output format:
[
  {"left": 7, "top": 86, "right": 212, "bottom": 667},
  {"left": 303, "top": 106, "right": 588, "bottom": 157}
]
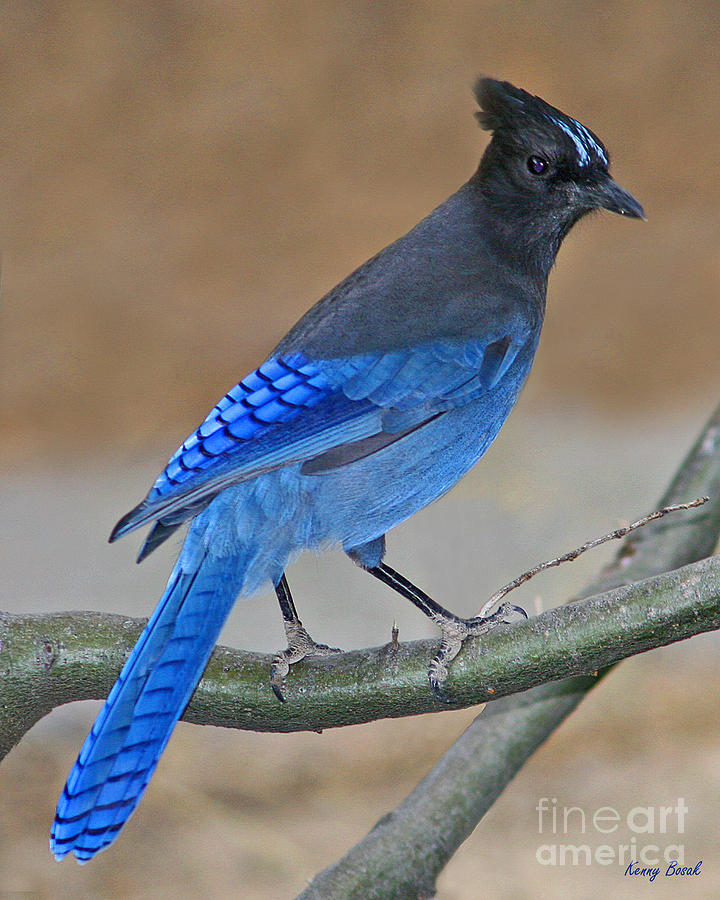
[
  {"left": 428, "top": 602, "right": 527, "bottom": 702},
  {"left": 270, "top": 620, "right": 342, "bottom": 702}
]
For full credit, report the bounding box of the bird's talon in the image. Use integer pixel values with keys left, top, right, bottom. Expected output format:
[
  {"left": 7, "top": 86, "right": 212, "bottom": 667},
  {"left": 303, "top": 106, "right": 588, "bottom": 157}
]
[
  {"left": 497, "top": 601, "right": 528, "bottom": 623},
  {"left": 314, "top": 642, "right": 343, "bottom": 655},
  {"left": 269, "top": 626, "right": 343, "bottom": 702},
  {"left": 271, "top": 681, "right": 287, "bottom": 704},
  {"left": 270, "top": 653, "right": 291, "bottom": 703},
  {"left": 429, "top": 679, "right": 453, "bottom": 705},
  {"left": 426, "top": 664, "right": 463, "bottom": 704},
  {"left": 426, "top": 604, "right": 528, "bottom": 699},
  {"left": 463, "top": 602, "right": 527, "bottom": 632},
  {"left": 428, "top": 661, "right": 453, "bottom": 704}
]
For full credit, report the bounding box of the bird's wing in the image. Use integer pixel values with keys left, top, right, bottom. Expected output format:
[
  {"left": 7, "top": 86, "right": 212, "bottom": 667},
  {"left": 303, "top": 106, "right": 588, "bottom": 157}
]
[
  {"left": 112, "top": 334, "right": 527, "bottom": 546},
  {"left": 322, "top": 333, "right": 521, "bottom": 427}
]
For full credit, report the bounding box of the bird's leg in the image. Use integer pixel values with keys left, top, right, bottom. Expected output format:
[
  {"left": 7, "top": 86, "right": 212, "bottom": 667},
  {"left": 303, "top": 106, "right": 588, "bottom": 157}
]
[
  {"left": 270, "top": 573, "right": 342, "bottom": 702},
  {"left": 365, "top": 563, "right": 527, "bottom": 700}
]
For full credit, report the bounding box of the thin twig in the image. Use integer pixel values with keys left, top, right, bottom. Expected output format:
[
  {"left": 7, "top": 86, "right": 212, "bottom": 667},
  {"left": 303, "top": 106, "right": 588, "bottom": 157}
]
[
  {"left": 390, "top": 620, "right": 400, "bottom": 650},
  {"left": 478, "top": 497, "right": 709, "bottom": 617}
]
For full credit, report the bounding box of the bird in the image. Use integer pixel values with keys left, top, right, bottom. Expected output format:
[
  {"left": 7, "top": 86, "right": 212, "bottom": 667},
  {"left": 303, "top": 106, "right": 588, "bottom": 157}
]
[{"left": 51, "top": 77, "right": 644, "bottom": 862}]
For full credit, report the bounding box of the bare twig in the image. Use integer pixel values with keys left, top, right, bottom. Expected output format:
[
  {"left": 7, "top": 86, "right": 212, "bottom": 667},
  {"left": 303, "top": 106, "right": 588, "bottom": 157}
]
[
  {"left": 390, "top": 620, "right": 399, "bottom": 650},
  {"left": 478, "top": 497, "right": 709, "bottom": 617}
]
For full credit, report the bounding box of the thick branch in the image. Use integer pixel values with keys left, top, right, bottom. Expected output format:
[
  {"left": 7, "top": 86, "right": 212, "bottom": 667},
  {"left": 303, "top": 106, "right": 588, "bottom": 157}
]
[
  {"left": 2, "top": 550, "right": 720, "bottom": 760},
  {"left": 296, "top": 402, "right": 720, "bottom": 899}
]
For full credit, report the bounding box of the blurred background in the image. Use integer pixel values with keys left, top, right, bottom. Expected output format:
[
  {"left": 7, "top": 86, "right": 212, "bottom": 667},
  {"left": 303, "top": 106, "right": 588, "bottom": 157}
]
[{"left": 1, "top": 2, "right": 719, "bottom": 897}]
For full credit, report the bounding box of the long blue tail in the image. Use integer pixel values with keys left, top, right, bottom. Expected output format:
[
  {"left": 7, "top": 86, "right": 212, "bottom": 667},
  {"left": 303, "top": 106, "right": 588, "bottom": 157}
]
[{"left": 51, "top": 539, "right": 242, "bottom": 862}]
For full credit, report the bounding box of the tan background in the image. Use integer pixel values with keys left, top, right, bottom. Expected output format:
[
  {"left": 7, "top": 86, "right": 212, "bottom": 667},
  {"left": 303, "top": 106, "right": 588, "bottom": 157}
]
[{"left": 1, "top": 2, "right": 719, "bottom": 898}]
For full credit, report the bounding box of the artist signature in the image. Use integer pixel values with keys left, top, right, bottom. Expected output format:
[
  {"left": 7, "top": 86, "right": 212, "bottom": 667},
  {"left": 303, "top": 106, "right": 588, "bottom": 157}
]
[{"left": 624, "top": 860, "right": 702, "bottom": 883}]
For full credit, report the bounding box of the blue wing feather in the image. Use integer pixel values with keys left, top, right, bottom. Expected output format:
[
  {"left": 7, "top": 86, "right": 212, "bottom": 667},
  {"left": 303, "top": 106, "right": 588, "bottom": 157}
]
[
  {"left": 157, "top": 355, "right": 330, "bottom": 493},
  {"left": 112, "top": 335, "right": 526, "bottom": 543}
]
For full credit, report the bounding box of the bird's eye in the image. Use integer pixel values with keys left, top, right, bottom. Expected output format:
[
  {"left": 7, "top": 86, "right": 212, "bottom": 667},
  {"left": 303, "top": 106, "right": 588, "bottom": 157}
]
[{"left": 527, "top": 155, "right": 548, "bottom": 175}]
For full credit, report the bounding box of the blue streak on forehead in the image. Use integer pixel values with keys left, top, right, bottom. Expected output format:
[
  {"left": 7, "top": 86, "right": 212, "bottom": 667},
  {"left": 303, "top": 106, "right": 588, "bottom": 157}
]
[{"left": 547, "top": 114, "right": 608, "bottom": 168}]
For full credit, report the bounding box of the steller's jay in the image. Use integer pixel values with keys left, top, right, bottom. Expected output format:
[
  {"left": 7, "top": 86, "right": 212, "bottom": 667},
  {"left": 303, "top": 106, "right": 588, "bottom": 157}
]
[{"left": 51, "top": 77, "right": 644, "bottom": 861}]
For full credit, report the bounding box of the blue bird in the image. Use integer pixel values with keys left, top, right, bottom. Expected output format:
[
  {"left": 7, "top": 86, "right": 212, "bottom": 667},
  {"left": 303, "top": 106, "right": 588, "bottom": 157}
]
[{"left": 51, "top": 78, "right": 644, "bottom": 861}]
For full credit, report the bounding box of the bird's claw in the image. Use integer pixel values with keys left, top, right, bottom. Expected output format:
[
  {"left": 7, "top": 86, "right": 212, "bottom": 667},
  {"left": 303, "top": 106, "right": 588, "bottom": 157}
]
[
  {"left": 270, "top": 621, "right": 342, "bottom": 702},
  {"left": 428, "top": 660, "right": 459, "bottom": 705},
  {"left": 496, "top": 601, "right": 528, "bottom": 624},
  {"left": 427, "top": 602, "right": 527, "bottom": 702}
]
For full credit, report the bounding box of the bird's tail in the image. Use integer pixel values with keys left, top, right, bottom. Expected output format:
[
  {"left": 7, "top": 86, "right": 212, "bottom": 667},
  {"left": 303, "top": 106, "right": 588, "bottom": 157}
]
[{"left": 50, "top": 534, "right": 243, "bottom": 862}]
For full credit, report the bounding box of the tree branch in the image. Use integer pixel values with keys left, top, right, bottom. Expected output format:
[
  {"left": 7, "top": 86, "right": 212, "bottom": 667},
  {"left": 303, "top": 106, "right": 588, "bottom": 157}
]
[{"left": 1, "top": 539, "right": 719, "bottom": 760}]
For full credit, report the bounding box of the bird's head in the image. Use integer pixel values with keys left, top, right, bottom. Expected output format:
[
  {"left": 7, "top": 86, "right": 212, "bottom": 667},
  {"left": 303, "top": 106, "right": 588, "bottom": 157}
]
[{"left": 473, "top": 78, "right": 644, "bottom": 263}]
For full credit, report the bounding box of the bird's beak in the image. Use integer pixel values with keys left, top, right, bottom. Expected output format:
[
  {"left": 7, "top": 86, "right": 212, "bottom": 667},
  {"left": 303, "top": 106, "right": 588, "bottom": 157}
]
[{"left": 588, "top": 175, "right": 646, "bottom": 220}]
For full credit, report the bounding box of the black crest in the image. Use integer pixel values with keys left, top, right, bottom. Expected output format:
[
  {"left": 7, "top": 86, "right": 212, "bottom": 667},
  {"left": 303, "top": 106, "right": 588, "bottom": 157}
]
[
  {"left": 473, "top": 78, "right": 539, "bottom": 133},
  {"left": 474, "top": 77, "right": 609, "bottom": 168}
]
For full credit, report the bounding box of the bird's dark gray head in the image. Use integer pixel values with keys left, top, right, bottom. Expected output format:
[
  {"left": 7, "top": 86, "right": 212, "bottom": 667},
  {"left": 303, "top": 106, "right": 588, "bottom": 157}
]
[{"left": 472, "top": 78, "right": 644, "bottom": 269}]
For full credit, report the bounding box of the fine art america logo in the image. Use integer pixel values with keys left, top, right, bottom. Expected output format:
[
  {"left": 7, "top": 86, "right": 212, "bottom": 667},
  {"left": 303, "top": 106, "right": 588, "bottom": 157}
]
[{"left": 535, "top": 798, "right": 702, "bottom": 882}]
